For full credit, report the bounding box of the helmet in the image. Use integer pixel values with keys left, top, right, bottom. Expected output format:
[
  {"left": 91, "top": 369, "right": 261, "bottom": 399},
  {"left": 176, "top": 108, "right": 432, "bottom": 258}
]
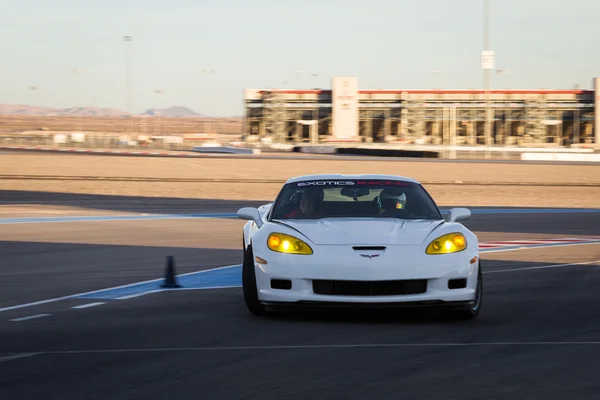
[
  {"left": 289, "top": 187, "right": 324, "bottom": 210},
  {"left": 379, "top": 188, "right": 407, "bottom": 211},
  {"left": 299, "top": 187, "right": 324, "bottom": 202}
]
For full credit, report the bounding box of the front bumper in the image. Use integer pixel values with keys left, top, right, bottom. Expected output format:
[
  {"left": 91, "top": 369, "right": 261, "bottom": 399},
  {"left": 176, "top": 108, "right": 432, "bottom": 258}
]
[
  {"left": 252, "top": 244, "right": 479, "bottom": 306},
  {"left": 261, "top": 300, "right": 475, "bottom": 312}
]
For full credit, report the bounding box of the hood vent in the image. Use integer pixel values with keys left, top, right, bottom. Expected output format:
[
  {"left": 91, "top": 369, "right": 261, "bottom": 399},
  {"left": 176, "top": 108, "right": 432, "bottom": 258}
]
[{"left": 352, "top": 246, "right": 386, "bottom": 251}]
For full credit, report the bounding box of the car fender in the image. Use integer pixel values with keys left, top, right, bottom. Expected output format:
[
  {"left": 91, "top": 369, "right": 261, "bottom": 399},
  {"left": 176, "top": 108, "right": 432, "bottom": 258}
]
[
  {"left": 242, "top": 221, "right": 253, "bottom": 250},
  {"left": 243, "top": 203, "right": 273, "bottom": 250}
]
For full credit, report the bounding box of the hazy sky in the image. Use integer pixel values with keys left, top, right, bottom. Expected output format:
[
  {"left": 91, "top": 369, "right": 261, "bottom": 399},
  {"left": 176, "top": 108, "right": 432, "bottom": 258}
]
[{"left": 1, "top": 0, "right": 598, "bottom": 115}]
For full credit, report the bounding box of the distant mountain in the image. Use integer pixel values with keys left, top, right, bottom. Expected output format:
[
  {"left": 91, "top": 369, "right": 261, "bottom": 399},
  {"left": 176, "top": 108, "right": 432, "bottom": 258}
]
[
  {"left": 0, "top": 104, "right": 129, "bottom": 117},
  {"left": 138, "top": 106, "right": 205, "bottom": 118},
  {"left": 0, "top": 104, "right": 212, "bottom": 118},
  {"left": 0, "top": 104, "right": 58, "bottom": 116},
  {"left": 53, "top": 107, "right": 130, "bottom": 117}
]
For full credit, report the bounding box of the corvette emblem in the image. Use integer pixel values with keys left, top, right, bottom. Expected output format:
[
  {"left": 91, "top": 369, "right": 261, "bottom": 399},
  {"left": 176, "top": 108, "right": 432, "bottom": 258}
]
[{"left": 360, "top": 254, "right": 380, "bottom": 259}]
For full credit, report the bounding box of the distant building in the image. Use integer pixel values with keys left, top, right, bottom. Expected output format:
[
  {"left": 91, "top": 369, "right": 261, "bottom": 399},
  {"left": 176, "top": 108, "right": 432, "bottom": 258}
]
[{"left": 243, "top": 76, "right": 599, "bottom": 147}]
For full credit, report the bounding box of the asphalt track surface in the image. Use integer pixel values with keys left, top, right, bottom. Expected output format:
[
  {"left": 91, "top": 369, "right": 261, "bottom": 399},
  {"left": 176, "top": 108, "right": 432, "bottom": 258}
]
[{"left": 1, "top": 202, "right": 600, "bottom": 399}]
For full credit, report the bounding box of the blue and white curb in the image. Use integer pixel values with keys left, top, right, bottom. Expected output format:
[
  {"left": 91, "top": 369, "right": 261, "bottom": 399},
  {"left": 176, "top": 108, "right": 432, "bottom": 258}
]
[{"left": 76, "top": 265, "right": 242, "bottom": 300}]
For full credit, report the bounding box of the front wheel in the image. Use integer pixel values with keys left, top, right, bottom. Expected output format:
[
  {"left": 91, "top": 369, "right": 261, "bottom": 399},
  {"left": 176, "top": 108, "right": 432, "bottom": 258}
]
[
  {"left": 453, "top": 261, "right": 483, "bottom": 320},
  {"left": 241, "top": 244, "right": 268, "bottom": 317}
]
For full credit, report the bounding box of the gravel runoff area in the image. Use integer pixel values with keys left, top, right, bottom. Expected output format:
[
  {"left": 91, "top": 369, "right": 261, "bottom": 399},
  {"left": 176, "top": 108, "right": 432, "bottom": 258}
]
[{"left": 1, "top": 153, "right": 599, "bottom": 207}]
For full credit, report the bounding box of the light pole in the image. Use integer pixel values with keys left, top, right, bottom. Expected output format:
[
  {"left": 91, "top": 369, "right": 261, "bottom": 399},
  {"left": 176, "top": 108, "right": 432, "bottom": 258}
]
[
  {"left": 496, "top": 69, "right": 512, "bottom": 145},
  {"left": 124, "top": 36, "right": 133, "bottom": 114},
  {"left": 72, "top": 68, "right": 85, "bottom": 132},
  {"left": 431, "top": 70, "right": 444, "bottom": 90},
  {"left": 29, "top": 85, "right": 40, "bottom": 107},
  {"left": 295, "top": 70, "right": 305, "bottom": 88},
  {"left": 429, "top": 71, "right": 445, "bottom": 145},
  {"left": 124, "top": 36, "right": 133, "bottom": 135},
  {"left": 311, "top": 73, "right": 319, "bottom": 143},
  {"left": 200, "top": 69, "right": 215, "bottom": 133},
  {"left": 153, "top": 89, "right": 165, "bottom": 135},
  {"left": 482, "top": 0, "right": 493, "bottom": 153}
]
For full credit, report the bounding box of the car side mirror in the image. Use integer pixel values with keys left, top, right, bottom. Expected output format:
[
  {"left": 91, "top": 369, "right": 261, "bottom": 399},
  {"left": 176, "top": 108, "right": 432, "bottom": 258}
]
[
  {"left": 237, "top": 207, "right": 264, "bottom": 228},
  {"left": 447, "top": 207, "right": 471, "bottom": 222}
]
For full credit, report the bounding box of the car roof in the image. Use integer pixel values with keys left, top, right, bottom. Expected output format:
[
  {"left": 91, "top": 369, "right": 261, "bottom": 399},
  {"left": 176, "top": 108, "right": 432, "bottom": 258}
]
[{"left": 285, "top": 173, "right": 420, "bottom": 184}]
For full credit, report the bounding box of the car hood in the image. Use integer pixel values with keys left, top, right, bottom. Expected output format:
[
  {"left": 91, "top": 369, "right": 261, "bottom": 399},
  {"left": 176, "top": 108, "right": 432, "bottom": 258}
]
[{"left": 273, "top": 218, "right": 445, "bottom": 246}]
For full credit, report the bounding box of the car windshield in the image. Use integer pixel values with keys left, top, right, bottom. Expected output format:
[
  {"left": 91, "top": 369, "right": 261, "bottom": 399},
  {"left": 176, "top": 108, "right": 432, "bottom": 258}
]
[{"left": 270, "top": 179, "right": 442, "bottom": 220}]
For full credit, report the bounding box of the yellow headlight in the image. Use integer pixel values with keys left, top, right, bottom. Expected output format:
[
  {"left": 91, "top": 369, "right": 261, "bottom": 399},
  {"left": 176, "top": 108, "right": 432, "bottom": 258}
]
[
  {"left": 426, "top": 233, "right": 467, "bottom": 255},
  {"left": 267, "top": 233, "right": 313, "bottom": 255}
]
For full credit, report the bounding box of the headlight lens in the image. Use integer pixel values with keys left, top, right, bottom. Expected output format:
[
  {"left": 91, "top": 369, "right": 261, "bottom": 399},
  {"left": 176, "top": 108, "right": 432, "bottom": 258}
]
[
  {"left": 426, "top": 233, "right": 467, "bottom": 255},
  {"left": 267, "top": 233, "right": 313, "bottom": 255}
]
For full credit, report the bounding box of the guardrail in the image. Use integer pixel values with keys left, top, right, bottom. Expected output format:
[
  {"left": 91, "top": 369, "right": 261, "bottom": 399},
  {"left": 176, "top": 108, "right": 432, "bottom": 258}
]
[{"left": 1, "top": 132, "right": 598, "bottom": 160}]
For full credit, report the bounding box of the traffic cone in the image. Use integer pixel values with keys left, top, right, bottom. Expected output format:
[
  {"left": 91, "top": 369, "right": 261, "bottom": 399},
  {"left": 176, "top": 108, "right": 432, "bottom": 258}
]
[{"left": 161, "top": 256, "right": 181, "bottom": 288}]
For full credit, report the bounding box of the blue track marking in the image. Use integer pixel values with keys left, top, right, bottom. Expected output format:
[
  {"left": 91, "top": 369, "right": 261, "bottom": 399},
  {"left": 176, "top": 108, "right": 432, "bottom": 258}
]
[
  {"left": 75, "top": 265, "right": 242, "bottom": 300},
  {"left": 0, "top": 208, "right": 599, "bottom": 225}
]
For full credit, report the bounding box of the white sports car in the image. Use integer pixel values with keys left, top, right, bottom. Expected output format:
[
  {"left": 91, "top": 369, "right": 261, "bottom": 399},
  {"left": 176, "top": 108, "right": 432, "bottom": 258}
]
[{"left": 237, "top": 174, "right": 482, "bottom": 319}]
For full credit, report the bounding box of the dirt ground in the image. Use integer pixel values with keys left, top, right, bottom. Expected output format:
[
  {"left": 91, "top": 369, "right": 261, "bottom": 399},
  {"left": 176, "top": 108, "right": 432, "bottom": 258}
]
[{"left": 1, "top": 153, "right": 599, "bottom": 207}]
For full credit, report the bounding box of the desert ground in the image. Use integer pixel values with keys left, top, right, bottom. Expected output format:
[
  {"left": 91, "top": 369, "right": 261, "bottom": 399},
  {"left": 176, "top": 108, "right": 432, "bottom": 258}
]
[{"left": 1, "top": 153, "right": 598, "bottom": 208}]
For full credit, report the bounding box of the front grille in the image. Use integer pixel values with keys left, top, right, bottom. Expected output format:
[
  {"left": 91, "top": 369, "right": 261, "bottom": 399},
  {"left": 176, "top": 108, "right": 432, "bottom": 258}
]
[{"left": 313, "top": 279, "right": 427, "bottom": 296}]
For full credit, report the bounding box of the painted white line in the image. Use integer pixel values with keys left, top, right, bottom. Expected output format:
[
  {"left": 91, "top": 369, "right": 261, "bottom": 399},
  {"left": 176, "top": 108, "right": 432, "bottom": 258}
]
[
  {"left": 0, "top": 264, "right": 240, "bottom": 313},
  {"left": 0, "top": 296, "right": 80, "bottom": 313},
  {"left": 20, "top": 341, "right": 600, "bottom": 356},
  {"left": 114, "top": 285, "right": 242, "bottom": 299},
  {"left": 113, "top": 286, "right": 242, "bottom": 300},
  {"left": 163, "top": 285, "right": 241, "bottom": 291},
  {"left": 481, "top": 241, "right": 600, "bottom": 254},
  {"left": 0, "top": 352, "right": 43, "bottom": 363},
  {"left": 485, "top": 260, "right": 600, "bottom": 274},
  {"left": 72, "top": 302, "right": 105, "bottom": 309},
  {"left": 116, "top": 290, "right": 164, "bottom": 300},
  {"left": 9, "top": 313, "right": 52, "bottom": 322}
]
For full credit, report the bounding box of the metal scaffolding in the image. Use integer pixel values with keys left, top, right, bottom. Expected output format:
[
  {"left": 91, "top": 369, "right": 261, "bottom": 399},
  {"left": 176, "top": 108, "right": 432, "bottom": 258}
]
[
  {"left": 404, "top": 99, "right": 426, "bottom": 141},
  {"left": 524, "top": 96, "right": 548, "bottom": 142},
  {"left": 243, "top": 87, "right": 596, "bottom": 147},
  {"left": 262, "top": 90, "right": 287, "bottom": 142}
]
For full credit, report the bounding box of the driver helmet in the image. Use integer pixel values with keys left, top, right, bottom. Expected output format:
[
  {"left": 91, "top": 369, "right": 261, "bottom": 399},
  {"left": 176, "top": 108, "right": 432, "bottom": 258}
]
[
  {"left": 297, "top": 187, "right": 324, "bottom": 202},
  {"left": 296, "top": 187, "right": 323, "bottom": 210},
  {"left": 379, "top": 188, "right": 407, "bottom": 211}
]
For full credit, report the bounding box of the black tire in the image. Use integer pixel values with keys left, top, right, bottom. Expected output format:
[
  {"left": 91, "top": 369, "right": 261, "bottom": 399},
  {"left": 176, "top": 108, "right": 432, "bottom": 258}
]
[
  {"left": 241, "top": 244, "right": 268, "bottom": 316},
  {"left": 452, "top": 261, "right": 483, "bottom": 320}
]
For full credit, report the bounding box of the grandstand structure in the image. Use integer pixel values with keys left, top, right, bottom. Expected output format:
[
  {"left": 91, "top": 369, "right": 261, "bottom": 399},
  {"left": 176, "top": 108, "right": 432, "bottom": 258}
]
[{"left": 243, "top": 77, "right": 599, "bottom": 147}]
